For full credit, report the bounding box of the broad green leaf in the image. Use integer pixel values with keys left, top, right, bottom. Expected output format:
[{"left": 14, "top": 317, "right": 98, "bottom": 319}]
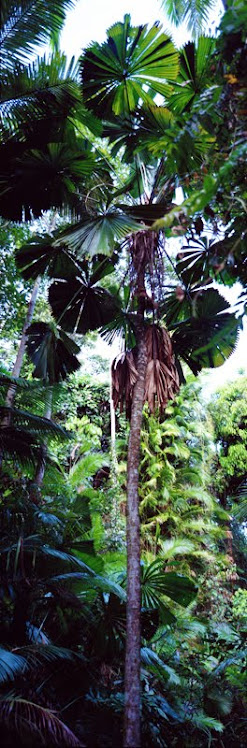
[
  {"left": 55, "top": 210, "right": 140, "bottom": 257},
  {"left": 81, "top": 14, "right": 179, "bottom": 118}
]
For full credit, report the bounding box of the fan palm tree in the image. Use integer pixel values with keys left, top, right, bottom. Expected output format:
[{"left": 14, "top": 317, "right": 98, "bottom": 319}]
[
  {"left": 11, "top": 10, "right": 241, "bottom": 746},
  {"left": 15, "top": 15, "right": 240, "bottom": 746}
]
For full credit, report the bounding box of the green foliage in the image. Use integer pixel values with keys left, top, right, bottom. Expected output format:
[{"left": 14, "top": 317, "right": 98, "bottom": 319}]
[
  {"left": 0, "top": 220, "right": 31, "bottom": 353},
  {"left": 232, "top": 588, "right": 247, "bottom": 625},
  {"left": 209, "top": 376, "right": 247, "bottom": 499},
  {"left": 81, "top": 14, "right": 179, "bottom": 118},
  {"left": 161, "top": 0, "right": 215, "bottom": 37},
  {"left": 1, "top": 1, "right": 76, "bottom": 69},
  {"left": 0, "top": 4, "right": 246, "bottom": 746}
]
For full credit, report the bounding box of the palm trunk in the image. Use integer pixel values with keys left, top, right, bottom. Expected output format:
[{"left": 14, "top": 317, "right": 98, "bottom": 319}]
[
  {"left": 5, "top": 276, "right": 41, "bottom": 410},
  {"left": 124, "top": 320, "right": 147, "bottom": 748}
]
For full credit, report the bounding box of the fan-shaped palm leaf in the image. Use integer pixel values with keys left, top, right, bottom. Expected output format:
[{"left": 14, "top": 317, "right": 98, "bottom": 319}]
[
  {"left": 15, "top": 233, "right": 81, "bottom": 280},
  {"left": 0, "top": 139, "right": 96, "bottom": 221},
  {"left": 26, "top": 322, "right": 80, "bottom": 382},
  {"left": 81, "top": 14, "right": 179, "bottom": 118},
  {"left": 141, "top": 558, "right": 197, "bottom": 607},
  {"left": 103, "top": 104, "right": 174, "bottom": 161},
  {"left": 175, "top": 234, "right": 242, "bottom": 288},
  {"left": 168, "top": 37, "right": 216, "bottom": 114},
  {"left": 55, "top": 208, "right": 140, "bottom": 257},
  {"left": 170, "top": 288, "right": 240, "bottom": 374},
  {"left": 49, "top": 259, "right": 119, "bottom": 334}
]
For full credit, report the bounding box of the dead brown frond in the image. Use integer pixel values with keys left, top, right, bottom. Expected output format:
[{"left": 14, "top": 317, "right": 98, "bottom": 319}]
[
  {"left": 111, "top": 325, "right": 179, "bottom": 417},
  {"left": 111, "top": 350, "right": 139, "bottom": 417},
  {"left": 144, "top": 325, "right": 180, "bottom": 412}
]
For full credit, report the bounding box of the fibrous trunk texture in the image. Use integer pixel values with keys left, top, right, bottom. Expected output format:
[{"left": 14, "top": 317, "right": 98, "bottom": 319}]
[{"left": 124, "top": 320, "right": 147, "bottom": 748}]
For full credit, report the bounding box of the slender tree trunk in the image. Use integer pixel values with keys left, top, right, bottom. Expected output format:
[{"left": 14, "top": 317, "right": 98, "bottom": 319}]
[
  {"left": 124, "top": 320, "right": 147, "bottom": 748},
  {"left": 33, "top": 387, "right": 53, "bottom": 489},
  {"left": 0, "top": 277, "right": 41, "bottom": 468},
  {"left": 5, "top": 276, "right": 41, "bottom": 409},
  {"left": 109, "top": 369, "right": 119, "bottom": 534}
]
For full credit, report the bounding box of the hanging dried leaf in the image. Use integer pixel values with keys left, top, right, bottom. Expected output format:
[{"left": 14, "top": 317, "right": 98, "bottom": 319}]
[
  {"left": 111, "top": 325, "right": 179, "bottom": 417},
  {"left": 111, "top": 350, "right": 139, "bottom": 418},
  {"left": 144, "top": 325, "right": 180, "bottom": 412}
]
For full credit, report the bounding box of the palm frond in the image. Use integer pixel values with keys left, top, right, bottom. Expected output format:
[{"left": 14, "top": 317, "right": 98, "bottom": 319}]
[
  {"left": 0, "top": 695, "right": 82, "bottom": 746},
  {"left": 0, "top": 52, "right": 81, "bottom": 138},
  {"left": 81, "top": 14, "right": 179, "bottom": 119},
  {"left": 0, "top": 406, "right": 68, "bottom": 440},
  {"left": 0, "top": 139, "right": 96, "bottom": 221},
  {"left": 15, "top": 644, "right": 85, "bottom": 667},
  {"left": 15, "top": 233, "right": 81, "bottom": 280},
  {"left": 54, "top": 209, "right": 140, "bottom": 257},
  {"left": 141, "top": 559, "right": 197, "bottom": 607},
  {"left": 0, "top": 649, "right": 27, "bottom": 684},
  {"left": 141, "top": 647, "right": 180, "bottom": 684},
  {"left": 232, "top": 479, "right": 247, "bottom": 521},
  {"left": 168, "top": 37, "right": 216, "bottom": 114},
  {"left": 49, "top": 270, "right": 119, "bottom": 334},
  {"left": 26, "top": 322, "right": 80, "bottom": 382},
  {"left": 1, "top": 1, "right": 76, "bottom": 69},
  {"left": 168, "top": 288, "right": 240, "bottom": 374},
  {"left": 69, "top": 453, "right": 108, "bottom": 486},
  {"left": 160, "top": 0, "right": 215, "bottom": 37}
]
